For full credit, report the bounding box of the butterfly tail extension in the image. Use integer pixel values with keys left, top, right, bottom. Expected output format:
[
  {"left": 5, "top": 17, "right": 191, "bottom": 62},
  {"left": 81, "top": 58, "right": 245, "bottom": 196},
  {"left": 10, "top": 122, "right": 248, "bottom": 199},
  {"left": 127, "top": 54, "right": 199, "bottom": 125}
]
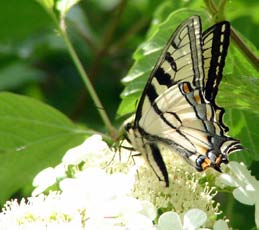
[
  {"left": 221, "top": 138, "right": 243, "bottom": 155},
  {"left": 194, "top": 137, "right": 243, "bottom": 172}
]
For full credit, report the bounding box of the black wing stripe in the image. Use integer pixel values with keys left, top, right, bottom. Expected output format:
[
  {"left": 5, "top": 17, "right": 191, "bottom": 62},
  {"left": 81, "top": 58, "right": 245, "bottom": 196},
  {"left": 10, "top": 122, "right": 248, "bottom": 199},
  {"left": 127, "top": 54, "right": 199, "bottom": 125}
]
[
  {"left": 152, "top": 100, "right": 177, "bottom": 129},
  {"left": 149, "top": 143, "right": 169, "bottom": 186},
  {"left": 202, "top": 21, "right": 230, "bottom": 134},
  {"left": 165, "top": 52, "right": 177, "bottom": 71},
  {"left": 154, "top": 67, "right": 173, "bottom": 86},
  {"left": 203, "top": 21, "right": 230, "bottom": 101},
  {"left": 140, "top": 91, "right": 199, "bottom": 153},
  {"left": 220, "top": 139, "right": 243, "bottom": 154},
  {"left": 146, "top": 84, "right": 158, "bottom": 104},
  {"left": 149, "top": 102, "right": 199, "bottom": 154}
]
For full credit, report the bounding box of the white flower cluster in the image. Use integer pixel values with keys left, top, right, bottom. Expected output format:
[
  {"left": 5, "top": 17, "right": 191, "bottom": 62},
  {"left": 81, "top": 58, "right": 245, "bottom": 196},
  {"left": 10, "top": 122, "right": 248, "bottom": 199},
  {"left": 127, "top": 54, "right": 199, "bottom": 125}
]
[
  {"left": 0, "top": 192, "right": 83, "bottom": 230},
  {"left": 157, "top": 209, "right": 229, "bottom": 230},
  {"left": 132, "top": 153, "right": 220, "bottom": 220},
  {"left": 0, "top": 135, "right": 230, "bottom": 229}
]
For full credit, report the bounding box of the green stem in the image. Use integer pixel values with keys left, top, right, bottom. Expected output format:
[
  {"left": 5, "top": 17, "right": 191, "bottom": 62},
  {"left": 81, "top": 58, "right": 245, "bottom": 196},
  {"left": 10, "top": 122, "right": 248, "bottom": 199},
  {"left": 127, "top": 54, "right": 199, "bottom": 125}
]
[
  {"left": 38, "top": 3, "right": 118, "bottom": 139},
  {"left": 217, "top": 0, "right": 227, "bottom": 19},
  {"left": 230, "top": 27, "right": 259, "bottom": 70},
  {"left": 59, "top": 26, "right": 117, "bottom": 138}
]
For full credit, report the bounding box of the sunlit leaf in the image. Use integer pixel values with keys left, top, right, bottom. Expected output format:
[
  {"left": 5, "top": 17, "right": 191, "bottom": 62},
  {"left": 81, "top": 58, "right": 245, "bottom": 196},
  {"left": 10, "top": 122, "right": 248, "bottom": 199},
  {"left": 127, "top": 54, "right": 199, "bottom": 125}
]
[{"left": 0, "top": 92, "right": 89, "bottom": 204}]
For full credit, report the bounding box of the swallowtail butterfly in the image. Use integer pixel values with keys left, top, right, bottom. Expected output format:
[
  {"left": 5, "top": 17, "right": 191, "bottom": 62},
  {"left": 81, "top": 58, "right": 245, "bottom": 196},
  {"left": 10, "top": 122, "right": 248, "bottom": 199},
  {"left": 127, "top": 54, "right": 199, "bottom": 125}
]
[{"left": 124, "top": 15, "right": 242, "bottom": 186}]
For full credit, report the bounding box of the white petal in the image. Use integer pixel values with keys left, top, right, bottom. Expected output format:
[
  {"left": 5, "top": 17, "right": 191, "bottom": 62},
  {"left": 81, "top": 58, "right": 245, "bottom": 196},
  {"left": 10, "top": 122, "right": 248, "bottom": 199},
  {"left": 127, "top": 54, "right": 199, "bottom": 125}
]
[
  {"left": 157, "top": 211, "right": 182, "bottom": 230},
  {"left": 33, "top": 167, "right": 56, "bottom": 187},
  {"left": 183, "top": 209, "right": 207, "bottom": 229},
  {"left": 218, "top": 174, "right": 239, "bottom": 187},
  {"left": 62, "top": 139, "right": 91, "bottom": 165},
  {"left": 62, "top": 135, "right": 109, "bottom": 165},
  {"left": 32, "top": 167, "right": 57, "bottom": 196},
  {"left": 228, "top": 162, "right": 255, "bottom": 186},
  {"left": 233, "top": 187, "right": 254, "bottom": 205},
  {"left": 54, "top": 163, "right": 66, "bottom": 178},
  {"left": 139, "top": 200, "right": 157, "bottom": 220},
  {"left": 127, "top": 214, "right": 155, "bottom": 230},
  {"left": 84, "top": 216, "right": 119, "bottom": 230},
  {"left": 213, "top": 220, "right": 229, "bottom": 230}
]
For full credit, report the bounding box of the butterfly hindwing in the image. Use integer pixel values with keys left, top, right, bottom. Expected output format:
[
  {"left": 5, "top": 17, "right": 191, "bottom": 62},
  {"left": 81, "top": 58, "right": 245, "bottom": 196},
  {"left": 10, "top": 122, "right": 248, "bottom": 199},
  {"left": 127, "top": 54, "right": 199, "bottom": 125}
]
[
  {"left": 203, "top": 21, "right": 230, "bottom": 102},
  {"left": 202, "top": 21, "right": 231, "bottom": 134}
]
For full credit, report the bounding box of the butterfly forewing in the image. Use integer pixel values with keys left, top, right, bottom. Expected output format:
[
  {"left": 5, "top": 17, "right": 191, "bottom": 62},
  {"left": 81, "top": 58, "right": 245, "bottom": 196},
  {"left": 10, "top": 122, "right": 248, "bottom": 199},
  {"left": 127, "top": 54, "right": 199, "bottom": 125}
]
[{"left": 135, "top": 16, "right": 204, "bottom": 124}]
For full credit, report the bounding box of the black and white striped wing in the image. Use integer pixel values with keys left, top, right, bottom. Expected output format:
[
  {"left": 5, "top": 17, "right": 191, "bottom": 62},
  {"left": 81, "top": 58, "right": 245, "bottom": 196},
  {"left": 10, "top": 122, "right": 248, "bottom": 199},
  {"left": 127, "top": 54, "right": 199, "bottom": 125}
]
[
  {"left": 202, "top": 22, "right": 232, "bottom": 137},
  {"left": 131, "top": 16, "right": 205, "bottom": 185},
  {"left": 125, "top": 16, "right": 242, "bottom": 186},
  {"left": 134, "top": 16, "right": 204, "bottom": 125},
  {"left": 203, "top": 21, "right": 230, "bottom": 103}
]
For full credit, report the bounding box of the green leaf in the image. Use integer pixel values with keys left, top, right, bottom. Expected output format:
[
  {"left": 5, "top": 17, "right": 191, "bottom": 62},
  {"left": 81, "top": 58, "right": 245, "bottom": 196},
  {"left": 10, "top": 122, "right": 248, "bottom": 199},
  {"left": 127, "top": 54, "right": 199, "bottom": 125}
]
[
  {"left": 227, "top": 36, "right": 258, "bottom": 76},
  {"left": 0, "top": 1, "right": 53, "bottom": 42},
  {"left": 227, "top": 0, "right": 259, "bottom": 48},
  {"left": 228, "top": 109, "right": 259, "bottom": 165},
  {"left": 0, "top": 92, "right": 89, "bottom": 204},
  {"left": 218, "top": 74, "right": 259, "bottom": 114}
]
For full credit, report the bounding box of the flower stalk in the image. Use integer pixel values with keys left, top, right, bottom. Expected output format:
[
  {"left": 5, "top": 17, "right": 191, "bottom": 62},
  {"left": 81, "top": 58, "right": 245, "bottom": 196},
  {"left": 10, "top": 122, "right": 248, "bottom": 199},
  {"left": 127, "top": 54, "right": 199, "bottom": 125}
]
[
  {"left": 38, "top": 0, "right": 118, "bottom": 139},
  {"left": 59, "top": 26, "right": 117, "bottom": 139}
]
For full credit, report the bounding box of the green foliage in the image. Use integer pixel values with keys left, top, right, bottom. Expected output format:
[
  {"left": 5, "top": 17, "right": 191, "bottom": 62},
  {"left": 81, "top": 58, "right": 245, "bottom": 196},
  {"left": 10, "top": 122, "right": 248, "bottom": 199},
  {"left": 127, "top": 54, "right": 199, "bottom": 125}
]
[{"left": 0, "top": 92, "right": 88, "bottom": 203}]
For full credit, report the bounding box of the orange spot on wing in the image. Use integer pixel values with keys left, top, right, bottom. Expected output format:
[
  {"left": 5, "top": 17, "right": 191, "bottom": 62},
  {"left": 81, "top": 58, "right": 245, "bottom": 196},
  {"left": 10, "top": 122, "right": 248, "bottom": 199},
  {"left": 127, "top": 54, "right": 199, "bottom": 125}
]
[
  {"left": 183, "top": 83, "right": 190, "bottom": 93},
  {"left": 194, "top": 94, "right": 201, "bottom": 103}
]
